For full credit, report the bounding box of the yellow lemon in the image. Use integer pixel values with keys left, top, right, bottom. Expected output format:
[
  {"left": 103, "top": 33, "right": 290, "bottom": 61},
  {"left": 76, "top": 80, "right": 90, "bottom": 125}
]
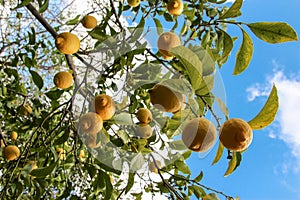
[
  {"left": 53, "top": 71, "right": 73, "bottom": 89},
  {"left": 167, "top": 0, "right": 184, "bottom": 16},
  {"left": 127, "top": 0, "right": 140, "bottom": 7},
  {"left": 149, "top": 84, "right": 184, "bottom": 113},
  {"left": 10, "top": 131, "right": 18, "bottom": 141},
  {"left": 3, "top": 145, "right": 20, "bottom": 161},
  {"left": 181, "top": 118, "right": 216, "bottom": 152},
  {"left": 79, "top": 112, "right": 103, "bottom": 137},
  {"left": 94, "top": 94, "right": 115, "bottom": 121},
  {"left": 136, "top": 108, "right": 152, "bottom": 124},
  {"left": 157, "top": 32, "right": 181, "bottom": 60},
  {"left": 55, "top": 32, "right": 80, "bottom": 54},
  {"left": 219, "top": 118, "right": 253, "bottom": 152},
  {"left": 81, "top": 15, "right": 97, "bottom": 29}
]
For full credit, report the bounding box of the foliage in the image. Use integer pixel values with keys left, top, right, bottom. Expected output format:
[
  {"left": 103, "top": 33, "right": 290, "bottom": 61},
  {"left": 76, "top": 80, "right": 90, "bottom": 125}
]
[{"left": 0, "top": 0, "right": 297, "bottom": 199}]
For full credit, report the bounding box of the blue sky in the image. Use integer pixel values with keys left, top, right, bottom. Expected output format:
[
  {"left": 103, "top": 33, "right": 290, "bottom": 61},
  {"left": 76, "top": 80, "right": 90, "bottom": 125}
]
[{"left": 186, "top": 0, "right": 300, "bottom": 199}]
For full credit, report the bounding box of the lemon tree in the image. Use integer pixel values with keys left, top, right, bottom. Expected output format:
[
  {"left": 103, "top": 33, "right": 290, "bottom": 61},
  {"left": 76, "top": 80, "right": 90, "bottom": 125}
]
[{"left": 0, "top": 0, "right": 297, "bottom": 199}]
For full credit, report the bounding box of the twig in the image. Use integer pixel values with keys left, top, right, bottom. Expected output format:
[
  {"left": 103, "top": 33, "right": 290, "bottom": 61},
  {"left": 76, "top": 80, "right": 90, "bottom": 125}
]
[{"left": 149, "top": 154, "right": 184, "bottom": 200}]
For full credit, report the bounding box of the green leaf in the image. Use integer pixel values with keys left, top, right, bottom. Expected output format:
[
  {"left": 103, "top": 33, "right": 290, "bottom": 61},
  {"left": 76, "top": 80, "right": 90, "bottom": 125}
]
[
  {"left": 224, "top": 152, "right": 237, "bottom": 177},
  {"left": 89, "top": 27, "right": 110, "bottom": 43},
  {"left": 247, "top": 22, "right": 298, "bottom": 43},
  {"left": 163, "top": 12, "right": 173, "bottom": 22},
  {"left": 45, "top": 89, "right": 64, "bottom": 100},
  {"left": 103, "top": 171, "right": 113, "bottom": 200},
  {"left": 189, "top": 185, "right": 206, "bottom": 199},
  {"left": 129, "top": 18, "right": 145, "bottom": 43},
  {"left": 202, "top": 193, "right": 220, "bottom": 200},
  {"left": 218, "top": 29, "right": 233, "bottom": 64},
  {"left": 169, "top": 140, "right": 188, "bottom": 151},
  {"left": 30, "top": 70, "right": 43, "bottom": 90},
  {"left": 30, "top": 161, "right": 58, "bottom": 178},
  {"left": 174, "top": 160, "right": 191, "bottom": 174},
  {"left": 233, "top": 29, "right": 253, "bottom": 75},
  {"left": 113, "top": 113, "right": 134, "bottom": 125},
  {"left": 248, "top": 84, "right": 278, "bottom": 130},
  {"left": 13, "top": 0, "right": 32, "bottom": 9},
  {"left": 153, "top": 18, "right": 163, "bottom": 35},
  {"left": 219, "top": 0, "right": 243, "bottom": 19},
  {"left": 193, "top": 171, "right": 203, "bottom": 182},
  {"left": 130, "top": 153, "right": 145, "bottom": 171},
  {"left": 38, "top": 0, "right": 49, "bottom": 13},
  {"left": 211, "top": 142, "right": 224, "bottom": 165},
  {"left": 53, "top": 130, "right": 70, "bottom": 146},
  {"left": 170, "top": 46, "right": 203, "bottom": 90},
  {"left": 125, "top": 172, "right": 135, "bottom": 194},
  {"left": 66, "top": 14, "right": 81, "bottom": 25},
  {"left": 189, "top": 45, "right": 215, "bottom": 76}
]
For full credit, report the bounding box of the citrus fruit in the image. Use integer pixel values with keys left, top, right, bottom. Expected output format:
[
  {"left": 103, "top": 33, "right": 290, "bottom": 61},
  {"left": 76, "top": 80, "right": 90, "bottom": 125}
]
[
  {"left": 94, "top": 94, "right": 115, "bottom": 121},
  {"left": 157, "top": 32, "right": 181, "bottom": 60},
  {"left": 219, "top": 118, "right": 253, "bottom": 152},
  {"left": 136, "top": 108, "right": 152, "bottom": 124},
  {"left": 182, "top": 118, "right": 216, "bottom": 152},
  {"left": 167, "top": 0, "right": 184, "bottom": 16},
  {"left": 55, "top": 32, "right": 80, "bottom": 54},
  {"left": 81, "top": 15, "right": 97, "bottom": 29},
  {"left": 53, "top": 71, "right": 73, "bottom": 89}
]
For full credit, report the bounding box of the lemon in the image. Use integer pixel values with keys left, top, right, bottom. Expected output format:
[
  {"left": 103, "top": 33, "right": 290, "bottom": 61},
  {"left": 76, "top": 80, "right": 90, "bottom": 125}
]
[
  {"left": 149, "top": 84, "right": 184, "bottom": 113},
  {"left": 53, "top": 71, "right": 73, "bottom": 89},
  {"left": 167, "top": 0, "right": 184, "bottom": 16},
  {"left": 136, "top": 108, "right": 152, "bottom": 124},
  {"left": 94, "top": 94, "right": 115, "bottom": 121},
  {"left": 157, "top": 32, "right": 181, "bottom": 60},
  {"left": 181, "top": 118, "right": 216, "bottom": 152},
  {"left": 79, "top": 112, "right": 103, "bottom": 137},
  {"left": 219, "top": 118, "right": 253, "bottom": 152},
  {"left": 127, "top": 0, "right": 140, "bottom": 7},
  {"left": 81, "top": 15, "right": 97, "bottom": 29},
  {"left": 3, "top": 145, "right": 20, "bottom": 161},
  {"left": 10, "top": 131, "right": 18, "bottom": 141},
  {"left": 55, "top": 32, "right": 80, "bottom": 54}
]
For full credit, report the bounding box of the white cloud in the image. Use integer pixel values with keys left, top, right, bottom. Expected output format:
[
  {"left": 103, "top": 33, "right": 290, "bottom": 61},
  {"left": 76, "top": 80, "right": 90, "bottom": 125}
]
[{"left": 246, "top": 62, "right": 300, "bottom": 170}]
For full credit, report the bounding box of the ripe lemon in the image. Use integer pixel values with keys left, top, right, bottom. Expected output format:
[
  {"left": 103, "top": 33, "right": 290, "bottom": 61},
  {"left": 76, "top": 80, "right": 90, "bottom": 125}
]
[
  {"left": 135, "top": 123, "right": 153, "bottom": 139},
  {"left": 167, "top": 0, "right": 184, "bottom": 16},
  {"left": 149, "top": 84, "right": 184, "bottom": 113},
  {"left": 20, "top": 104, "right": 32, "bottom": 116},
  {"left": 55, "top": 32, "right": 80, "bottom": 54},
  {"left": 10, "top": 131, "right": 18, "bottom": 141},
  {"left": 219, "top": 118, "right": 253, "bottom": 152},
  {"left": 53, "top": 71, "right": 73, "bottom": 89},
  {"left": 149, "top": 160, "right": 161, "bottom": 173},
  {"left": 157, "top": 32, "right": 181, "bottom": 60},
  {"left": 127, "top": 0, "right": 140, "bottom": 7},
  {"left": 79, "top": 112, "right": 103, "bottom": 137},
  {"left": 181, "top": 118, "right": 216, "bottom": 152},
  {"left": 94, "top": 94, "right": 115, "bottom": 121},
  {"left": 3, "top": 145, "right": 20, "bottom": 161},
  {"left": 136, "top": 108, "right": 152, "bottom": 124},
  {"left": 81, "top": 15, "right": 97, "bottom": 29}
]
